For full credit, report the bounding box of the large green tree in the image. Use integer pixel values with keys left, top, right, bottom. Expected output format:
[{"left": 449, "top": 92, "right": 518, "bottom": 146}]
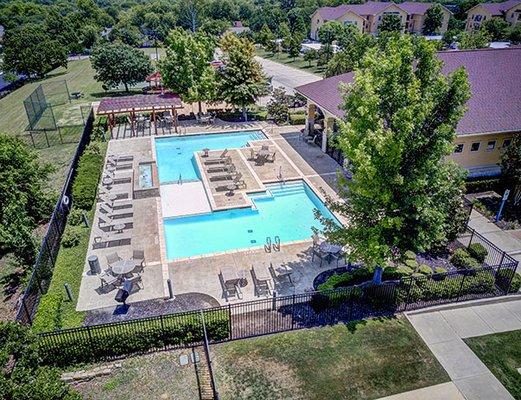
[
  {"left": 317, "top": 21, "right": 345, "bottom": 44},
  {"left": 2, "top": 23, "right": 67, "bottom": 78},
  {"left": 481, "top": 18, "right": 510, "bottom": 41},
  {"left": 217, "top": 36, "right": 267, "bottom": 121},
  {"left": 320, "top": 36, "right": 470, "bottom": 270},
  {"left": 91, "top": 43, "right": 152, "bottom": 92},
  {"left": 160, "top": 28, "right": 217, "bottom": 115},
  {"left": 458, "top": 30, "right": 490, "bottom": 49},
  {"left": 423, "top": 4, "right": 444, "bottom": 35},
  {"left": 501, "top": 135, "right": 521, "bottom": 207},
  {"left": 0, "top": 135, "right": 54, "bottom": 265},
  {"left": 379, "top": 14, "right": 403, "bottom": 33}
]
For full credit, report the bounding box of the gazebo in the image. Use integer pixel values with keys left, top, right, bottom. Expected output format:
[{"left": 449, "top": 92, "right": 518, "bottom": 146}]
[
  {"left": 145, "top": 71, "right": 163, "bottom": 92},
  {"left": 97, "top": 93, "right": 183, "bottom": 136}
]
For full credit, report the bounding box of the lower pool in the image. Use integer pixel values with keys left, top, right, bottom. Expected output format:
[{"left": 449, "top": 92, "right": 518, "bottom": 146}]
[
  {"left": 155, "top": 130, "right": 266, "bottom": 183},
  {"left": 163, "top": 181, "right": 339, "bottom": 260}
]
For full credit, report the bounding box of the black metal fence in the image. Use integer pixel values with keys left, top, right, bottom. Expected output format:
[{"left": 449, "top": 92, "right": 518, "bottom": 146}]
[
  {"left": 15, "top": 109, "right": 95, "bottom": 325},
  {"left": 37, "top": 231, "right": 518, "bottom": 366}
]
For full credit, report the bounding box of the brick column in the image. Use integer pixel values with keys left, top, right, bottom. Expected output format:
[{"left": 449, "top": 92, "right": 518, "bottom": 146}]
[{"left": 305, "top": 103, "right": 316, "bottom": 136}]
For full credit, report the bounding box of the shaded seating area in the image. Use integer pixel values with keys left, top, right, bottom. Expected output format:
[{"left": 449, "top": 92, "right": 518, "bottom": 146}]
[
  {"left": 97, "top": 93, "right": 183, "bottom": 138},
  {"left": 311, "top": 233, "right": 348, "bottom": 267},
  {"left": 97, "top": 250, "right": 146, "bottom": 299},
  {"left": 249, "top": 145, "right": 277, "bottom": 166}
]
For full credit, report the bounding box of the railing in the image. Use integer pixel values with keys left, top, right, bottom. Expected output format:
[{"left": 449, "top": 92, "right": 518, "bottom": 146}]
[{"left": 15, "top": 109, "right": 95, "bottom": 324}]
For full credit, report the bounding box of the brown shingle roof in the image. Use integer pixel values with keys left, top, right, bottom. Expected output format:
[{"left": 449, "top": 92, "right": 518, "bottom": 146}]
[
  {"left": 295, "top": 48, "right": 521, "bottom": 136},
  {"left": 480, "top": 0, "right": 521, "bottom": 16},
  {"left": 316, "top": 1, "right": 405, "bottom": 20}
]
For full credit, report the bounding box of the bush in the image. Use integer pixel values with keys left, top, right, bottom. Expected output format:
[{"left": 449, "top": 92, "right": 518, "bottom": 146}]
[
  {"left": 289, "top": 112, "right": 306, "bottom": 125},
  {"left": 404, "top": 250, "right": 416, "bottom": 260},
  {"left": 465, "top": 178, "right": 501, "bottom": 194},
  {"left": 38, "top": 310, "right": 230, "bottom": 367},
  {"left": 495, "top": 269, "right": 521, "bottom": 293},
  {"left": 396, "top": 264, "right": 414, "bottom": 276},
  {"left": 67, "top": 208, "right": 84, "bottom": 226},
  {"left": 404, "top": 259, "right": 419, "bottom": 270},
  {"left": 418, "top": 264, "right": 432, "bottom": 275},
  {"left": 61, "top": 226, "right": 82, "bottom": 248},
  {"left": 467, "top": 243, "right": 488, "bottom": 263},
  {"left": 71, "top": 150, "right": 103, "bottom": 210},
  {"left": 450, "top": 248, "right": 471, "bottom": 269}
]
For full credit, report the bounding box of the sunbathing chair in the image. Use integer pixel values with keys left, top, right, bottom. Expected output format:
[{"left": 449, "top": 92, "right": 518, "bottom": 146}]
[
  {"left": 215, "top": 173, "right": 246, "bottom": 191},
  {"left": 209, "top": 167, "right": 238, "bottom": 181},
  {"left": 107, "top": 155, "right": 134, "bottom": 166},
  {"left": 100, "top": 275, "right": 119, "bottom": 291},
  {"left": 203, "top": 149, "right": 229, "bottom": 165},
  {"left": 207, "top": 160, "right": 234, "bottom": 173},
  {"left": 99, "top": 205, "right": 133, "bottom": 220}
]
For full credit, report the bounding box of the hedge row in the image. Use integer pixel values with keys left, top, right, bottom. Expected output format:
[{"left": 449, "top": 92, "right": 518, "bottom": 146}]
[
  {"left": 38, "top": 310, "right": 229, "bottom": 367},
  {"left": 71, "top": 144, "right": 104, "bottom": 210}
]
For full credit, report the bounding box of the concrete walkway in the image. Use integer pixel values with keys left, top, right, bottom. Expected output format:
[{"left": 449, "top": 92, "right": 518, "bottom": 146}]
[
  {"left": 255, "top": 56, "right": 321, "bottom": 94},
  {"left": 377, "top": 382, "right": 465, "bottom": 400},
  {"left": 406, "top": 298, "right": 521, "bottom": 400},
  {"left": 467, "top": 209, "right": 521, "bottom": 264}
]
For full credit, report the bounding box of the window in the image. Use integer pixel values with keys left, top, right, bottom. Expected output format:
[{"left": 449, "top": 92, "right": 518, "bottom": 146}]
[
  {"left": 454, "top": 144, "right": 464, "bottom": 153},
  {"left": 474, "top": 15, "right": 482, "bottom": 21},
  {"left": 471, "top": 142, "right": 480, "bottom": 152},
  {"left": 503, "top": 139, "right": 512, "bottom": 148},
  {"left": 486, "top": 140, "right": 496, "bottom": 151}
]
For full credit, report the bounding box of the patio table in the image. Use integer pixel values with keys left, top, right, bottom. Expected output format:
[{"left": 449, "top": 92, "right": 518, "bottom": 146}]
[
  {"left": 112, "top": 222, "right": 125, "bottom": 234},
  {"left": 319, "top": 242, "right": 343, "bottom": 263},
  {"left": 111, "top": 259, "right": 135, "bottom": 276}
]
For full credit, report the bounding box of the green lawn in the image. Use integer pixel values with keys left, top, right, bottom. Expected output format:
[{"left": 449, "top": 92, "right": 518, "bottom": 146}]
[
  {"left": 72, "top": 349, "right": 200, "bottom": 400},
  {"left": 212, "top": 316, "right": 450, "bottom": 400},
  {"left": 465, "top": 330, "right": 521, "bottom": 400},
  {"left": 256, "top": 48, "right": 326, "bottom": 77}
]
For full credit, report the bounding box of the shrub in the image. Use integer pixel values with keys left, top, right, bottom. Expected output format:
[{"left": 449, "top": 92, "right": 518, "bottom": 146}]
[
  {"left": 450, "top": 248, "right": 471, "bottom": 269},
  {"left": 38, "top": 310, "right": 230, "bottom": 367},
  {"left": 465, "top": 178, "right": 501, "bottom": 194},
  {"left": 67, "top": 208, "right": 84, "bottom": 226},
  {"left": 317, "top": 272, "right": 353, "bottom": 291},
  {"left": 289, "top": 112, "right": 306, "bottom": 125},
  {"left": 467, "top": 243, "right": 488, "bottom": 263},
  {"left": 418, "top": 264, "right": 432, "bottom": 275},
  {"left": 72, "top": 151, "right": 103, "bottom": 210},
  {"left": 495, "top": 269, "right": 521, "bottom": 293},
  {"left": 404, "top": 259, "right": 419, "bottom": 270},
  {"left": 396, "top": 264, "right": 414, "bottom": 276},
  {"left": 61, "top": 226, "right": 82, "bottom": 248},
  {"left": 404, "top": 250, "right": 416, "bottom": 260}
]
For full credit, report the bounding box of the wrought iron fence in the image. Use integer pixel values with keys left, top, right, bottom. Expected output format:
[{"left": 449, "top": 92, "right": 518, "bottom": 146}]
[
  {"left": 37, "top": 243, "right": 518, "bottom": 367},
  {"left": 15, "top": 109, "right": 95, "bottom": 324}
]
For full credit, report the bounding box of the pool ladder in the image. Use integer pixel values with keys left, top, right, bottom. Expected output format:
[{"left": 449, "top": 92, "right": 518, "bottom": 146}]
[{"left": 265, "top": 236, "right": 281, "bottom": 253}]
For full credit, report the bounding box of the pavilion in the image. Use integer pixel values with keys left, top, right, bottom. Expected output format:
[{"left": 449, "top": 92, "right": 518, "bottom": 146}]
[{"left": 97, "top": 93, "right": 183, "bottom": 136}]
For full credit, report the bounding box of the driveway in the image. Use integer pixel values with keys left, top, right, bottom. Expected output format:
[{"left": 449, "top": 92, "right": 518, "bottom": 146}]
[{"left": 255, "top": 56, "right": 321, "bottom": 95}]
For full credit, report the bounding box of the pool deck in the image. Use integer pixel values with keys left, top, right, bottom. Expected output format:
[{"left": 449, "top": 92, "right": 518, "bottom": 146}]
[{"left": 77, "top": 122, "right": 348, "bottom": 312}]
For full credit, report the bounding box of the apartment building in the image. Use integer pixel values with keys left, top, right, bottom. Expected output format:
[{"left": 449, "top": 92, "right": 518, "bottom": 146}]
[
  {"left": 310, "top": 1, "right": 451, "bottom": 39},
  {"left": 465, "top": 0, "right": 521, "bottom": 31},
  {"left": 295, "top": 48, "right": 520, "bottom": 178}
]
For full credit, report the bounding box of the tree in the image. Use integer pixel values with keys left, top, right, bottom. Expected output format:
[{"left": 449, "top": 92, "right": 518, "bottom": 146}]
[
  {"left": 218, "top": 37, "right": 268, "bottom": 121},
  {"left": 319, "top": 36, "right": 470, "bottom": 271},
  {"left": 108, "top": 23, "right": 143, "bottom": 47},
  {"left": 288, "top": 34, "right": 302, "bottom": 59},
  {"left": 326, "top": 28, "right": 375, "bottom": 76},
  {"left": 423, "top": 4, "right": 444, "bottom": 35},
  {"left": 481, "top": 18, "right": 510, "bottom": 41},
  {"left": 160, "top": 29, "right": 216, "bottom": 115},
  {"left": 2, "top": 24, "right": 67, "bottom": 78},
  {"left": 379, "top": 14, "right": 403, "bottom": 33},
  {"left": 303, "top": 49, "right": 318, "bottom": 66},
  {"left": 458, "top": 30, "right": 490, "bottom": 49},
  {"left": 257, "top": 24, "right": 275, "bottom": 47},
  {"left": 267, "top": 88, "right": 289, "bottom": 123},
  {"left": 318, "top": 21, "right": 345, "bottom": 44},
  {"left": 501, "top": 135, "right": 521, "bottom": 207},
  {"left": 317, "top": 43, "right": 334, "bottom": 66},
  {"left": 278, "top": 22, "right": 291, "bottom": 49},
  {"left": 509, "top": 23, "right": 521, "bottom": 44},
  {"left": 91, "top": 43, "right": 152, "bottom": 92},
  {"left": 179, "top": 0, "right": 205, "bottom": 32},
  {"left": 0, "top": 134, "right": 53, "bottom": 265}
]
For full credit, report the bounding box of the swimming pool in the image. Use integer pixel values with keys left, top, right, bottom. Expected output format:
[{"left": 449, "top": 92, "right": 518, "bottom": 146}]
[
  {"left": 163, "top": 180, "right": 339, "bottom": 260},
  {"left": 155, "top": 130, "right": 266, "bottom": 183}
]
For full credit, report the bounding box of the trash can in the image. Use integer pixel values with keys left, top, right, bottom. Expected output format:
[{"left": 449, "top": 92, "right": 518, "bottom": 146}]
[{"left": 87, "top": 255, "right": 101, "bottom": 275}]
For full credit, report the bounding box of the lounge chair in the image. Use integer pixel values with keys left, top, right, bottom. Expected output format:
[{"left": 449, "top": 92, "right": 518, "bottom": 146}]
[
  {"left": 207, "top": 160, "right": 234, "bottom": 173},
  {"left": 107, "top": 155, "right": 134, "bottom": 165},
  {"left": 215, "top": 173, "right": 245, "bottom": 191},
  {"left": 99, "top": 205, "right": 133, "bottom": 220},
  {"left": 132, "top": 250, "right": 145, "bottom": 273},
  {"left": 209, "top": 167, "right": 238, "bottom": 181},
  {"left": 106, "top": 252, "right": 122, "bottom": 268},
  {"left": 203, "top": 149, "right": 229, "bottom": 165},
  {"left": 251, "top": 265, "right": 272, "bottom": 296}
]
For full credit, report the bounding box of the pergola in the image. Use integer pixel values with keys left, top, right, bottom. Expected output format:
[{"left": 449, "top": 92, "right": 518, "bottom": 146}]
[{"left": 97, "top": 93, "right": 183, "bottom": 136}]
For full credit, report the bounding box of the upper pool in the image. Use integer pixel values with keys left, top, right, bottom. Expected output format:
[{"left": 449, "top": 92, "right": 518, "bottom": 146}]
[
  {"left": 155, "top": 130, "right": 266, "bottom": 183},
  {"left": 163, "top": 180, "right": 339, "bottom": 260}
]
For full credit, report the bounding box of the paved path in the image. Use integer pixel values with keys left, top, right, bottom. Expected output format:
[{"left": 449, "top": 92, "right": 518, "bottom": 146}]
[
  {"left": 377, "top": 382, "right": 465, "bottom": 400},
  {"left": 406, "top": 298, "right": 521, "bottom": 400},
  {"left": 255, "top": 56, "right": 321, "bottom": 95},
  {"left": 467, "top": 209, "right": 521, "bottom": 264}
]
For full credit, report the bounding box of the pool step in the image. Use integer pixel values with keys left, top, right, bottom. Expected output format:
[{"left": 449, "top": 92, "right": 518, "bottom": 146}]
[{"left": 267, "top": 182, "right": 306, "bottom": 197}]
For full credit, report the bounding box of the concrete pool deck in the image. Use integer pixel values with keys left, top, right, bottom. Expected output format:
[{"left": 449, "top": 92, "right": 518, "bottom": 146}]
[{"left": 77, "top": 122, "right": 347, "bottom": 312}]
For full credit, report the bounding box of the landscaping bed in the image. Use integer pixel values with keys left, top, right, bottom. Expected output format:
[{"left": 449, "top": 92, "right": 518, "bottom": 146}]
[
  {"left": 212, "top": 316, "right": 450, "bottom": 400},
  {"left": 470, "top": 192, "right": 521, "bottom": 230},
  {"left": 464, "top": 330, "right": 521, "bottom": 400}
]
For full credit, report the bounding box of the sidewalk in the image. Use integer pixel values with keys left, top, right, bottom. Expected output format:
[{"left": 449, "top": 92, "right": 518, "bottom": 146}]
[{"left": 406, "top": 298, "right": 521, "bottom": 400}]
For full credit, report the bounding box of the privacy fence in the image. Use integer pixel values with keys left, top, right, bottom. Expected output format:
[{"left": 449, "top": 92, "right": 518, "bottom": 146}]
[
  {"left": 38, "top": 228, "right": 518, "bottom": 367},
  {"left": 15, "top": 109, "right": 95, "bottom": 325}
]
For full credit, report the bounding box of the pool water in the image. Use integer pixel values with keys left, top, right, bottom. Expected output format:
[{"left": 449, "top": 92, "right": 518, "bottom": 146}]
[
  {"left": 155, "top": 130, "right": 266, "bottom": 183},
  {"left": 163, "top": 181, "right": 339, "bottom": 260}
]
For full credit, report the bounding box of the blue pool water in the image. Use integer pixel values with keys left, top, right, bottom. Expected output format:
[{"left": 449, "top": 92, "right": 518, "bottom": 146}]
[
  {"left": 155, "top": 130, "right": 266, "bottom": 183},
  {"left": 163, "top": 181, "right": 339, "bottom": 260}
]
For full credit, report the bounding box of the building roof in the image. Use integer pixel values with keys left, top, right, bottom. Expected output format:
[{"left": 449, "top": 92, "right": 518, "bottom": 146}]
[
  {"left": 295, "top": 48, "right": 521, "bottom": 136},
  {"left": 97, "top": 93, "right": 182, "bottom": 115},
  {"left": 399, "top": 2, "right": 439, "bottom": 15},
  {"left": 479, "top": 0, "right": 521, "bottom": 15},
  {"left": 316, "top": 1, "right": 405, "bottom": 20}
]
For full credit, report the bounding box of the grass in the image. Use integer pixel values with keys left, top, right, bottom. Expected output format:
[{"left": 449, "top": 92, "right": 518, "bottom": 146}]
[
  {"left": 256, "top": 48, "right": 326, "bottom": 76},
  {"left": 465, "top": 330, "right": 521, "bottom": 400},
  {"left": 212, "top": 316, "right": 450, "bottom": 400},
  {"left": 72, "top": 349, "right": 200, "bottom": 400}
]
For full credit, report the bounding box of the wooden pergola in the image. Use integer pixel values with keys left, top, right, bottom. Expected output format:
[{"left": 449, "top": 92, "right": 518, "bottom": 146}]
[{"left": 97, "top": 93, "right": 183, "bottom": 136}]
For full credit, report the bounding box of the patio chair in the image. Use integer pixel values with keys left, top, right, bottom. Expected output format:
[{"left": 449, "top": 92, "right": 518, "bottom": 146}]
[
  {"left": 100, "top": 275, "right": 118, "bottom": 291},
  {"left": 261, "top": 145, "right": 269, "bottom": 151},
  {"left": 249, "top": 148, "right": 258, "bottom": 161},
  {"left": 267, "top": 151, "right": 276, "bottom": 163},
  {"left": 132, "top": 250, "right": 145, "bottom": 273},
  {"left": 124, "top": 275, "right": 143, "bottom": 292},
  {"left": 311, "top": 246, "right": 328, "bottom": 267},
  {"left": 203, "top": 149, "right": 229, "bottom": 164},
  {"left": 106, "top": 252, "right": 122, "bottom": 268},
  {"left": 330, "top": 247, "right": 348, "bottom": 267}
]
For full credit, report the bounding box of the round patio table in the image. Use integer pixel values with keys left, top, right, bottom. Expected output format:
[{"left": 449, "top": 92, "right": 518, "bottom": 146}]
[
  {"left": 257, "top": 149, "right": 270, "bottom": 157},
  {"left": 319, "top": 242, "right": 342, "bottom": 255},
  {"left": 112, "top": 222, "right": 125, "bottom": 233},
  {"left": 111, "top": 260, "right": 135, "bottom": 276},
  {"left": 226, "top": 184, "right": 236, "bottom": 196}
]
